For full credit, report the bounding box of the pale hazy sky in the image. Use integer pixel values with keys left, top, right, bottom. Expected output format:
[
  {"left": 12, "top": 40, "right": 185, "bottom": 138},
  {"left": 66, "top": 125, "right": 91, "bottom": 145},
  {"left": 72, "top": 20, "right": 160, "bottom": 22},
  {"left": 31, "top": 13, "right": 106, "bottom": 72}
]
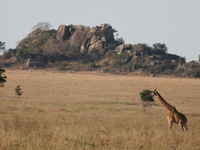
[{"left": 1, "top": 0, "right": 200, "bottom": 62}]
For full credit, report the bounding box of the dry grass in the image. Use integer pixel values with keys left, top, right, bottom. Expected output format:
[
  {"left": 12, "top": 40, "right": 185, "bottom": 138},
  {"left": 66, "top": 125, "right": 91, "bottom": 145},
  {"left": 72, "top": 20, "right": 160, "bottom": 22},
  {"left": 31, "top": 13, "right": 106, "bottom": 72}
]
[{"left": 0, "top": 69, "right": 200, "bottom": 150}]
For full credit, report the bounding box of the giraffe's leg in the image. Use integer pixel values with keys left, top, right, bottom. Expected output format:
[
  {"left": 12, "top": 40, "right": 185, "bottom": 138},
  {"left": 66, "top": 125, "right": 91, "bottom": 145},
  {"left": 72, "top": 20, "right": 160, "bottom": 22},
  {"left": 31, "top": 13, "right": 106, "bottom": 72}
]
[
  {"left": 179, "top": 121, "right": 183, "bottom": 130},
  {"left": 180, "top": 120, "right": 188, "bottom": 131},
  {"left": 179, "top": 120, "right": 184, "bottom": 131},
  {"left": 183, "top": 125, "right": 188, "bottom": 131},
  {"left": 167, "top": 116, "right": 173, "bottom": 129}
]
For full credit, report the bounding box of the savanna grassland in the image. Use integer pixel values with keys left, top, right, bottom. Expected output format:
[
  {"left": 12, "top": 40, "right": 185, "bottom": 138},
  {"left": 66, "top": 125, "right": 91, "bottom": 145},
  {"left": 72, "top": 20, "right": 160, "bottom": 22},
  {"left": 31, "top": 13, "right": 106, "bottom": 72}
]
[{"left": 0, "top": 70, "right": 200, "bottom": 150}]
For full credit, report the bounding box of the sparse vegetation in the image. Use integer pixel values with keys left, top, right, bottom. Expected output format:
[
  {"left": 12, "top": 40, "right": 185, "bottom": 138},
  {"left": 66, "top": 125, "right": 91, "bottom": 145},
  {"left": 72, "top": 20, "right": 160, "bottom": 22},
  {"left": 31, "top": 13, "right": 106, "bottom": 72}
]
[
  {"left": 1, "top": 24, "right": 200, "bottom": 78},
  {"left": 184, "top": 69, "right": 200, "bottom": 77},
  {"left": 124, "top": 62, "right": 134, "bottom": 72},
  {"left": 102, "top": 61, "right": 109, "bottom": 67},
  {"left": 15, "top": 85, "right": 22, "bottom": 98},
  {"left": 86, "top": 62, "right": 96, "bottom": 71},
  {"left": 0, "top": 70, "right": 199, "bottom": 149}
]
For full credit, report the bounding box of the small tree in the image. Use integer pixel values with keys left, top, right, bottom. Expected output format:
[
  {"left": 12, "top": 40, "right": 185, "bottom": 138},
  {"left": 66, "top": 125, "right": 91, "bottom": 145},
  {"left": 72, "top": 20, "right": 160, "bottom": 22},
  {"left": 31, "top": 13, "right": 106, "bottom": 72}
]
[
  {"left": 15, "top": 85, "right": 23, "bottom": 98},
  {"left": 153, "top": 43, "right": 168, "bottom": 53},
  {"left": 0, "top": 68, "right": 7, "bottom": 87},
  {"left": 140, "top": 89, "right": 154, "bottom": 102},
  {"left": 31, "top": 22, "right": 52, "bottom": 32},
  {"left": 0, "top": 41, "right": 6, "bottom": 54}
]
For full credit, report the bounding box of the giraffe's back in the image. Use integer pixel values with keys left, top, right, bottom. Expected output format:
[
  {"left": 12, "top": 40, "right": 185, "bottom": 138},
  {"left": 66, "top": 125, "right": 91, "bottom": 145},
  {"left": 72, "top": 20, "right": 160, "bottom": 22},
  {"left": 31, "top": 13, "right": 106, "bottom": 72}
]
[{"left": 174, "top": 111, "right": 187, "bottom": 123}]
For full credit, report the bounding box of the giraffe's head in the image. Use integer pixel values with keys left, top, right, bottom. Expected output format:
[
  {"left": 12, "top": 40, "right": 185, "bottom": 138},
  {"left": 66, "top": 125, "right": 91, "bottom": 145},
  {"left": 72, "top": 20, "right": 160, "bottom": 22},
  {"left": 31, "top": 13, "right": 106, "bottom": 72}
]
[{"left": 149, "top": 89, "right": 158, "bottom": 97}]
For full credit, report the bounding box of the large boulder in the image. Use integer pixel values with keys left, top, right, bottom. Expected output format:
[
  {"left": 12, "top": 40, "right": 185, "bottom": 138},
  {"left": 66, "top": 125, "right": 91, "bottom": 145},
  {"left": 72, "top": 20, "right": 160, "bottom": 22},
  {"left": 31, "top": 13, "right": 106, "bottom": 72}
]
[
  {"left": 69, "top": 26, "right": 91, "bottom": 54},
  {"left": 132, "top": 44, "right": 149, "bottom": 57},
  {"left": 88, "top": 40, "right": 105, "bottom": 55},
  {"left": 30, "top": 28, "right": 43, "bottom": 39},
  {"left": 56, "top": 25, "right": 72, "bottom": 41},
  {"left": 91, "top": 24, "right": 115, "bottom": 43},
  {"left": 115, "top": 44, "right": 124, "bottom": 54},
  {"left": 90, "top": 35, "right": 100, "bottom": 45}
]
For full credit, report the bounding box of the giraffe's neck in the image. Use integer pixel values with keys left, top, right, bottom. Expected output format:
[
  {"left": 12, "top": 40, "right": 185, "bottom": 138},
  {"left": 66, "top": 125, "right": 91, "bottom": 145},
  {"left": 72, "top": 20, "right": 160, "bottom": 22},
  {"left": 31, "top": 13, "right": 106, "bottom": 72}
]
[{"left": 155, "top": 91, "right": 176, "bottom": 112}]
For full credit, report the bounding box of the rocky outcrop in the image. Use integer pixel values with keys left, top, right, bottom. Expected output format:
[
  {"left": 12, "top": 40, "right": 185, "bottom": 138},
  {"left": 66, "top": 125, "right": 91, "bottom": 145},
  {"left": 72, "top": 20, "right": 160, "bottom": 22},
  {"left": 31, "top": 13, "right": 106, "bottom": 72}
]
[
  {"left": 56, "top": 23, "right": 116, "bottom": 56},
  {"left": 16, "top": 23, "right": 116, "bottom": 57},
  {"left": 176, "top": 62, "right": 200, "bottom": 71},
  {"left": 132, "top": 44, "right": 150, "bottom": 57},
  {"left": 17, "top": 28, "right": 43, "bottom": 49},
  {"left": 29, "top": 28, "right": 43, "bottom": 39}
]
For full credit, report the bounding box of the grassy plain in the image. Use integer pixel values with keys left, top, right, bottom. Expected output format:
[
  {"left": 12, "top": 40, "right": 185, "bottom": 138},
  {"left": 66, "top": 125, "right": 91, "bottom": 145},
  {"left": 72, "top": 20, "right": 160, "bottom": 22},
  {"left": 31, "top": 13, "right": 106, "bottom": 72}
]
[{"left": 0, "top": 69, "right": 200, "bottom": 150}]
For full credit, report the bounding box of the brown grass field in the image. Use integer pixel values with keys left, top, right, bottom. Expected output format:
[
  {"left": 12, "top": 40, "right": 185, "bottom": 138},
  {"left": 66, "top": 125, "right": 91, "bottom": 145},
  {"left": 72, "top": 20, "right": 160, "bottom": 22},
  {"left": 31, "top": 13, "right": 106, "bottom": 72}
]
[{"left": 0, "top": 69, "right": 200, "bottom": 150}]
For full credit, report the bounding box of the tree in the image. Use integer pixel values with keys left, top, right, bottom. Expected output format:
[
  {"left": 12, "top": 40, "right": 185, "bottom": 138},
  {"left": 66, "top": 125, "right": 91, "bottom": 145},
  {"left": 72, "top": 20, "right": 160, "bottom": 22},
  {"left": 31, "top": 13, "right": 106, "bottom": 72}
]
[
  {"left": 0, "top": 41, "right": 6, "bottom": 54},
  {"left": 115, "top": 37, "right": 125, "bottom": 45},
  {"left": 15, "top": 85, "right": 23, "bottom": 98},
  {"left": 31, "top": 22, "right": 52, "bottom": 32},
  {"left": 153, "top": 43, "right": 168, "bottom": 53},
  {"left": 140, "top": 89, "right": 154, "bottom": 102},
  {"left": 0, "top": 68, "right": 7, "bottom": 87}
]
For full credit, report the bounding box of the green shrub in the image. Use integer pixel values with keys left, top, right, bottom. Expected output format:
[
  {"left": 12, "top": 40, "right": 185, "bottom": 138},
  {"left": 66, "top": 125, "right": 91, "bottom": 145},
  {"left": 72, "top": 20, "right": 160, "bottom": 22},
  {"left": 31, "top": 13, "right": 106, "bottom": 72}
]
[
  {"left": 124, "top": 62, "right": 134, "bottom": 72},
  {"left": 16, "top": 47, "right": 37, "bottom": 57},
  {"left": 111, "top": 53, "right": 128, "bottom": 61},
  {"left": 30, "top": 32, "right": 51, "bottom": 47},
  {"left": 58, "top": 64, "right": 66, "bottom": 70},
  {"left": 86, "top": 62, "right": 96, "bottom": 71},
  {"left": 102, "top": 68, "right": 109, "bottom": 73},
  {"left": 134, "top": 63, "right": 142, "bottom": 70},
  {"left": 164, "top": 69, "right": 173, "bottom": 75},
  {"left": 102, "top": 61, "right": 109, "bottom": 67},
  {"left": 105, "top": 49, "right": 114, "bottom": 58},
  {"left": 149, "top": 64, "right": 163, "bottom": 74},
  {"left": 140, "top": 90, "right": 154, "bottom": 102},
  {"left": 172, "top": 69, "right": 184, "bottom": 77},
  {"left": 184, "top": 69, "right": 200, "bottom": 78},
  {"left": 15, "top": 85, "right": 22, "bottom": 98},
  {"left": 110, "top": 59, "right": 121, "bottom": 68},
  {"left": 15, "top": 32, "right": 52, "bottom": 58}
]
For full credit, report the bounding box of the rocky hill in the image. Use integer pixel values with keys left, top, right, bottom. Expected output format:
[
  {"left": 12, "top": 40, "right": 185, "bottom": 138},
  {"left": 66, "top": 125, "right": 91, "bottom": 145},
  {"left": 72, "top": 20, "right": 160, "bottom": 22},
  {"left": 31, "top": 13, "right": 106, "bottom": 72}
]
[{"left": 1, "top": 23, "right": 200, "bottom": 77}]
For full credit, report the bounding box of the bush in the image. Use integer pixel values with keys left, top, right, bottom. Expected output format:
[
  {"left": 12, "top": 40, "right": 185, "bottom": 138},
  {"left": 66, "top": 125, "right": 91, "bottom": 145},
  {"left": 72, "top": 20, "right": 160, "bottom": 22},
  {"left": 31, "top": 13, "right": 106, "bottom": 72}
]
[
  {"left": 140, "top": 90, "right": 154, "bottom": 102},
  {"left": 124, "top": 62, "right": 134, "bottom": 72},
  {"left": 149, "top": 64, "right": 164, "bottom": 74},
  {"left": 0, "top": 68, "right": 7, "bottom": 87},
  {"left": 111, "top": 53, "right": 128, "bottom": 61},
  {"left": 110, "top": 59, "right": 121, "bottom": 68},
  {"left": 184, "top": 69, "right": 200, "bottom": 78},
  {"left": 115, "top": 37, "right": 124, "bottom": 45},
  {"left": 16, "top": 47, "right": 37, "bottom": 57},
  {"left": 102, "top": 68, "right": 109, "bottom": 73},
  {"left": 30, "top": 32, "right": 51, "bottom": 47},
  {"left": 172, "top": 69, "right": 184, "bottom": 77},
  {"left": 134, "top": 63, "right": 142, "bottom": 70},
  {"left": 86, "top": 62, "right": 96, "bottom": 71},
  {"left": 15, "top": 85, "right": 22, "bottom": 98},
  {"left": 102, "top": 61, "right": 109, "bottom": 67},
  {"left": 105, "top": 49, "right": 114, "bottom": 58},
  {"left": 164, "top": 69, "right": 173, "bottom": 75},
  {"left": 15, "top": 32, "right": 52, "bottom": 58},
  {"left": 58, "top": 64, "right": 66, "bottom": 70}
]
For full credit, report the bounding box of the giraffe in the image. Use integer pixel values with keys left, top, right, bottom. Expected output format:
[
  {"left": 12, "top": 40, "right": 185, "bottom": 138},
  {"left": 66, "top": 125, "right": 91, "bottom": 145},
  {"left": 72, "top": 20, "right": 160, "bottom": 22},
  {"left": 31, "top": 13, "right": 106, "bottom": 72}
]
[{"left": 149, "top": 89, "right": 188, "bottom": 131}]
